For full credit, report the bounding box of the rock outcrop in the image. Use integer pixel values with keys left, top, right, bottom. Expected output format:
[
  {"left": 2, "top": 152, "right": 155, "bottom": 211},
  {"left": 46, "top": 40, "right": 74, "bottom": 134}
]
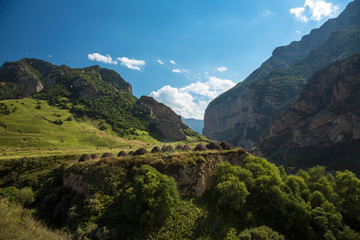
[
  {"left": 260, "top": 53, "right": 360, "bottom": 170},
  {"left": 203, "top": 0, "right": 360, "bottom": 149},
  {"left": 63, "top": 149, "right": 249, "bottom": 196},
  {"left": 136, "top": 96, "right": 188, "bottom": 140}
]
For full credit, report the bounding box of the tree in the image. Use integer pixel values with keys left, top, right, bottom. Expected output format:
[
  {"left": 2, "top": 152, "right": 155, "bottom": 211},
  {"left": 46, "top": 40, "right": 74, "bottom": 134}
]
[{"left": 122, "top": 165, "right": 179, "bottom": 229}]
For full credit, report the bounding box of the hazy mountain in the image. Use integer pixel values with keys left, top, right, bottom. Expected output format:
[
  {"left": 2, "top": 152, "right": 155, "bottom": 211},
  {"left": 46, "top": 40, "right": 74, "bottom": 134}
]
[{"left": 182, "top": 117, "right": 204, "bottom": 134}]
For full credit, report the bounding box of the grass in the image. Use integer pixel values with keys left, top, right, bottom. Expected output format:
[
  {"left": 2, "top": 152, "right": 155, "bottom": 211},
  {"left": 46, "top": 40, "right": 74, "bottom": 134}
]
[
  {"left": 0, "top": 98, "right": 209, "bottom": 160},
  {"left": 0, "top": 199, "right": 70, "bottom": 240}
]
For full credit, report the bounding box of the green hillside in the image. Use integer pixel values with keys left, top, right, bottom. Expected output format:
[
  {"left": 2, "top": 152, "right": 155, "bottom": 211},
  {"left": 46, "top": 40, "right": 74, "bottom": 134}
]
[{"left": 1, "top": 150, "right": 359, "bottom": 239}]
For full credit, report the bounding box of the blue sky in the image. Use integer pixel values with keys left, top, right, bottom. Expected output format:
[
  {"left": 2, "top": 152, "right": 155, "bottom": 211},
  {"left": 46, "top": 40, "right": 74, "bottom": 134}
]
[{"left": 0, "top": 0, "right": 353, "bottom": 119}]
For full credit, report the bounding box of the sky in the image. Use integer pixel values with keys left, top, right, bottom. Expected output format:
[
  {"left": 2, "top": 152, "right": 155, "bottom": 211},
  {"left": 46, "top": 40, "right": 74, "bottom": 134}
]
[{"left": 0, "top": 0, "right": 353, "bottom": 119}]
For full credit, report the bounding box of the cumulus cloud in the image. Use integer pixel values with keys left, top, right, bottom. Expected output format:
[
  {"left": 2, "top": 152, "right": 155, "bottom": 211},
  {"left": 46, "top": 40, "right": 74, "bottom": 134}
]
[
  {"left": 88, "top": 53, "right": 118, "bottom": 64},
  {"left": 157, "top": 59, "right": 164, "bottom": 65},
  {"left": 150, "top": 76, "right": 235, "bottom": 119},
  {"left": 117, "top": 57, "right": 145, "bottom": 71},
  {"left": 216, "top": 66, "right": 227, "bottom": 72},
  {"left": 290, "top": 0, "right": 339, "bottom": 22},
  {"left": 170, "top": 60, "right": 176, "bottom": 65}
]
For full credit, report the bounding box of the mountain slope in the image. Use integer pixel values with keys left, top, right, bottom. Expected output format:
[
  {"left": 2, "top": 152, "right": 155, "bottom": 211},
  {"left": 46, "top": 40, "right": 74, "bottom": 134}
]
[
  {"left": 203, "top": 0, "right": 360, "bottom": 149},
  {"left": 260, "top": 53, "right": 360, "bottom": 173},
  {"left": 182, "top": 117, "right": 204, "bottom": 134},
  {"left": 0, "top": 58, "right": 199, "bottom": 143}
]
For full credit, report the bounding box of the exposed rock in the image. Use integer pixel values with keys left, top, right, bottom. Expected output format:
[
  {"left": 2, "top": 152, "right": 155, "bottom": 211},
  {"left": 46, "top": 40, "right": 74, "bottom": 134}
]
[
  {"left": 151, "top": 146, "right": 161, "bottom": 153},
  {"left": 91, "top": 154, "right": 99, "bottom": 160},
  {"left": 182, "top": 145, "right": 191, "bottom": 151},
  {"left": 64, "top": 149, "right": 250, "bottom": 196},
  {"left": 101, "top": 152, "right": 115, "bottom": 158},
  {"left": 162, "top": 145, "right": 175, "bottom": 152},
  {"left": 78, "top": 154, "right": 92, "bottom": 162},
  {"left": 117, "top": 151, "right": 127, "bottom": 157},
  {"left": 128, "top": 151, "right": 134, "bottom": 156},
  {"left": 194, "top": 143, "right": 207, "bottom": 151},
  {"left": 220, "top": 142, "right": 232, "bottom": 150},
  {"left": 260, "top": 53, "right": 360, "bottom": 170},
  {"left": 79, "top": 85, "right": 98, "bottom": 99},
  {"left": 175, "top": 145, "right": 183, "bottom": 150},
  {"left": 203, "top": 1, "right": 360, "bottom": 149},
  {"left": 133, "top": 148, "right": 148, "bottom": 156},
  {"left": 136, "top": 96, "right": 187, "bottom": 141},
  {"left": 206, "top": 142, "right": 222, "bottom": 151}
]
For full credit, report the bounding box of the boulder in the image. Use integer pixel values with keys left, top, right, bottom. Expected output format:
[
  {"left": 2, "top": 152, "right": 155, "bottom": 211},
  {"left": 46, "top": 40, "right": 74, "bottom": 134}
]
[
  {"left": 151, "top": 146, "right": 162, "bottom": 153},
  {"left": 133, "top": 148, "right": 148, "bottom": 156},
  {"left": 194, "top": 143, "right": 207, "bottom": 151},
  {"left": 117, "top": 151, "right": 127, "bottom": 157},
  {"left": 101, "top": 152, "right": 115, "bottom": 158},
  {"left": 206, "top": 142, "right": 222, "bottom": 150},
  {"left": 78, "top": 154, "right": 91, "bottom": 162}
]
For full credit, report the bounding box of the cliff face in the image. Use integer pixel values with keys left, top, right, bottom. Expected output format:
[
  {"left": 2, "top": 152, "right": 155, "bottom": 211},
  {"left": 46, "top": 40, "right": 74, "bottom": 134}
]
[
  {"left": 203, "top": 0, "right": 360, "bottom": 149},
  {"left": 260, "top": 53, "right": 360, "bottom": 171},
  {"left": 136, "top": 96, "right": 189, "bottom": 141}
]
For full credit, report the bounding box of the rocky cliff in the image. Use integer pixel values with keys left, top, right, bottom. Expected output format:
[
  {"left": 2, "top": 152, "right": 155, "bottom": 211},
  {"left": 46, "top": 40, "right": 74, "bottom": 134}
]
[
  {"left": 260, "top": 53, "right": 360, "bottom": 172},
  {"left": 136, "top": 96, "right": 190, "bottom": 141},
  {"left": 203, "top": 0, "right": 360, "bottom": 149}
]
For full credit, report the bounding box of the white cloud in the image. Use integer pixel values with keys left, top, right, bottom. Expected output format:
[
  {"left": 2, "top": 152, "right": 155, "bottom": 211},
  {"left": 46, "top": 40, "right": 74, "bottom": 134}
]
[
  {"left": 150, "top": 76, "right": 235, "bottom": 119},
  {"left": 117, "top": 57, "right": 145, "bottom": 71},
  {"left": 290, "top": 0, "right": 339, "bottom": 22},
  {"left": 216, "top": 66, "right": 227, "bottom": 72},
  {"left": 290, "top": 7, "right": 308, "bottom": 22},
  {"left": 296, "top": 30, "right": 301, "bottom": 34},
  {"left": 157, "top": 59, "right": 164, "bottom": 65},
  {"left": 172, "top": 68, "right": 188, "bottom": 73},
  {"left": 170, "top": 60, "right": 176, "bottom": 65},
  {"left": 48, "top": 54, "right": 52, "bottom": 58},
  {"left": 88, "top": 53, "right": 118, "bottom": 64}
]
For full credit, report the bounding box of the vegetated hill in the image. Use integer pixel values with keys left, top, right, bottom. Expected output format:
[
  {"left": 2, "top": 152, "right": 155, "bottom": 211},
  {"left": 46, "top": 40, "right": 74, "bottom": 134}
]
[
  {"left": 260, "top": 53, "right": 360, "bottom": 174},
  {"left": 203, "top": 0, "right": 360, "bottom": 149},
  {"left": 0, "top": 58, "right": 200, "bottom": 144},
  {"left": 182, "top": 117, "right": 204, "bottom": 134},
  {"left": 1, "top": 148, "right": 360, "bottom": 239}
]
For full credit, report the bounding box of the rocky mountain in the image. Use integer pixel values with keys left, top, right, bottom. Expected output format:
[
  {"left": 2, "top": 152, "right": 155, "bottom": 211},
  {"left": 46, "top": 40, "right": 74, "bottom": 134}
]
[
  {"left": 0, "top": 58, "right": 198, "bottom": 141},
  {"left": 136, "top": 96, "right": 190, "bottom": 141},
  {"left": 260, "top": 53, "right": 360, "bottom": 173},
  {"left": 203, "top": 0, "right": 360, "bottom": 149}
]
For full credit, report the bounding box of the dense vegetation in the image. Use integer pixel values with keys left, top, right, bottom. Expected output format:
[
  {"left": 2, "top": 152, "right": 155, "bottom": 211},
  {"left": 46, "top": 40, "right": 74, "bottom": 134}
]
[{"left": 1, "top": 152, "right": 359, "bottom": 239}]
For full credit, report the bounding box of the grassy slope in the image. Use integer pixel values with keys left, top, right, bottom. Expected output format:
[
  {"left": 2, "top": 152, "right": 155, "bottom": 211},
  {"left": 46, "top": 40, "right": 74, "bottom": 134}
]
[
  {"left": 0, "top": 98, "right": 208, "bottom": 160},
  {"left": 0, "top": 199, "right": 70, "bottom": 240},
  {"left": 0, "top": 98, "right": 161, "bottom": 158}
]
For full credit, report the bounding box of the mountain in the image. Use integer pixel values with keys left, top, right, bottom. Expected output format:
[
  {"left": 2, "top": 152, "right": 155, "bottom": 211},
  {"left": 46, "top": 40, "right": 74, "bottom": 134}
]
[
  {"left": 260, "top": 53, "right": 360, "bottom": 173},
  {"left": 203, "top": 0, "right": 360, "bottom": 149},
  {"left": 182, "top": 117, "right": 204, "bottom": 134},
  {"left": 0, "top": 58, "right": 199, "bottom": 143}
]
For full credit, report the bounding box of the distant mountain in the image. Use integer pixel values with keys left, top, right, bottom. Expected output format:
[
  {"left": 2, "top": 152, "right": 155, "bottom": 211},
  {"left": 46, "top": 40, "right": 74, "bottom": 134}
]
[
  {"left": 203, "top": 0, "right": 360, "bottom": 149},
  {"left": 182, "top": 117, "right": 204, "bottom": 134},
  {"left": 0, "top": 58, "right": 199, "bottom": 142},
  {"left": 260, "top": 53, "right": 360, "bottom": 174}
]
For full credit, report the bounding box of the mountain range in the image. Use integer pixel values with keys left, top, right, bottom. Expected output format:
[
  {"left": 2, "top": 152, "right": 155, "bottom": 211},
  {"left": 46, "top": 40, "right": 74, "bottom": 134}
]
[
  {"left": 0, "top": 58, "right": 201, "bottom": 147},
  {"left": 203, "top": 0, "right": 360, "bottom": 150}
]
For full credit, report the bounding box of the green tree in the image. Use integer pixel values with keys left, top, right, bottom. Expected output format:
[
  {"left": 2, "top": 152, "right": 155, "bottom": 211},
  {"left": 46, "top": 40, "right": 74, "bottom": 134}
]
[{"left": 122, "top": 165, "right": 179, "bottom": 229}]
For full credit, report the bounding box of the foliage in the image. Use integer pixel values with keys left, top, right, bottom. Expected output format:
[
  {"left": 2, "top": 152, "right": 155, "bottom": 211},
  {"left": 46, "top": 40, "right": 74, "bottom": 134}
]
[{"left": 122, "top": 165, "right": 179, "bottom": 229}]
